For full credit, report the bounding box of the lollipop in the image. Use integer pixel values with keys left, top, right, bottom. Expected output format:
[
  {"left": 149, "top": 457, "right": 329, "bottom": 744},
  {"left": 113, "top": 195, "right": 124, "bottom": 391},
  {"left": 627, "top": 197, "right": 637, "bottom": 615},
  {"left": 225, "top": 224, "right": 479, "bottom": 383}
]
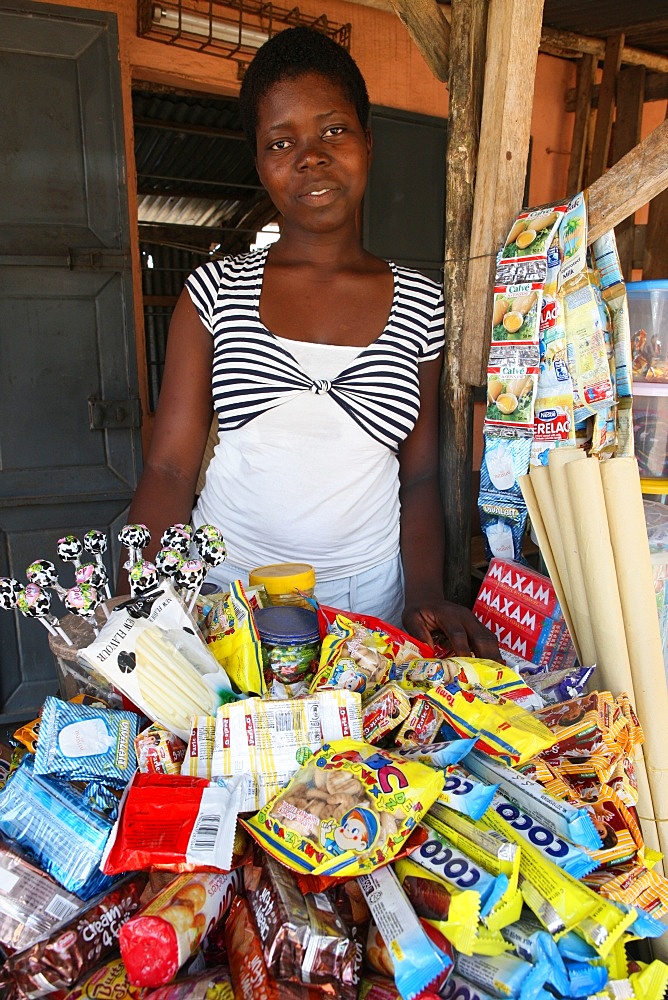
[
  {"left": 174, "top": 558, "right": 206, "bottom": 613},
  {"left": 64, "top": 583, "right": 99, "bottom": 634},
  {"left": 57, "top": 535, "right": 83, "bottom": 570},
  {"left": 75, "top": 561, "right": 108, "bottom": 590},
  {"left": 119, "top": 524, "right": 151, "bottom": 569},
  {"left": 26, "top": 559, "right": 67, "bottom": 598},
  {"left": 154, "top": 548, "right": 185, "bottom": 579},
  {"left": 0, "top": 577, "right": 22, "bottom": 610},
  {"left": 16, "top": 583, "right": 72, "bottom": 643},
  {"left": 128, "top": 559, "right": 158, "bottom": 596},
  {"left": 198, "top": 537, "right": 226, "bottom": 568},
  {"left": 160, "top": 523, "right": 192, "bottom": 556},
  {"left": 192, "top": 523, "right": 222, "bottom": 547},
  {"left": 83, "top": 529, "right": 112, "bottom": 598}
]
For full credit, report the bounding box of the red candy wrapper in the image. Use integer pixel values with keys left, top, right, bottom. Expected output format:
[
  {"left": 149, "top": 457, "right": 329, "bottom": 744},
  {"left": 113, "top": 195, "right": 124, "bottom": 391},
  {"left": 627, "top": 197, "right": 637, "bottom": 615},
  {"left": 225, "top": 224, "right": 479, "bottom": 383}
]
[
  {"left": 119, "top": 870, "right": 242, "bottom": 988},
  {"left": 101, "top": 771, "right": 242, "bottom": 875}
]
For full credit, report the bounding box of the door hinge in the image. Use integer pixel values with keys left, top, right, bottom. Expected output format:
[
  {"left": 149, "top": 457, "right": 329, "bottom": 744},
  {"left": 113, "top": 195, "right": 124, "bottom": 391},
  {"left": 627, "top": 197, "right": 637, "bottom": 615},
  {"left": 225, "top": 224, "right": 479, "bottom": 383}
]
[
  {"left": 69, "top": 250, "right": 131, "bottom": 270},
  {"left": 88, "top": 397, "right": 142, "bottom": 430}
]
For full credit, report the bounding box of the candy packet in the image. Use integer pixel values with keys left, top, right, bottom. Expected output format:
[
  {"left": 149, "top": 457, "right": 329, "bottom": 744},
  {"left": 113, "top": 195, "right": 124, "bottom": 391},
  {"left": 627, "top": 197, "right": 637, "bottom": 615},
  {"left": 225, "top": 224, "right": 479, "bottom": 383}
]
[
  {"left": 243, "top": 848, "right": 361, "bottom": 995},
  {"left": 0, "top": 755, "right": 119, "bottom": 900},
  {"left": 466, "top": 750, "right": 603, "bottom": 850},
  {"left": 453, "top": 950, "right": 551, "bottom": 1000},
  {"left": 136, "top": 722, "right": 187, "bottom": 775},
  {"left": 202, "top": 580, "right": 265, "bottom": 695},
  {"left": 311, "top": 615, "right": 393, "bottom": 696},
  {"left": 450, "top": 657, "right": 544, "bottom": 712},
  {"left": 0, "top": 874, "right": 146, "bottom": 999},
  {"left": 119, "top": 869, "right": 242, "bottom": 987},
  {"left": 0, "top": 842, "right": 86, "bottom": 958},
  {"left": 395, "top": 857, "right": 480, "bottom": 955},
  {"left": 357, "top": 864, "right": 453, "bottom": 1000},
  {"left": 396, "top": 738, "right": 478, "bottom": 769},
  {"left": 101, "top": 771, "right": 243, "bottom": 875},
  {"left": 436, "top": 768, "right": 498, "bottom": 821},
  {"left": 63, "top": 955, "right": 152, "bottom": 999},
  {"left": 395, "top": 693, "right": 448, "bottom": 747},
  {"left": 242, "top": 739, "right": 444, "bottom": 878},
  {"left": 362, "top": 682, "right": 411, "bottom": 744},
  {"left": 34, "top": 695, "right": 139, "bottom": 787},
  {"left": 426, "top": 686, "right": 556, "bottom": 766},
  {"left": 79, "top": 583, "right": 237, "bottom": 740},
  {"left": 210, "top": 689, "right": 363, "bottom": 812}
]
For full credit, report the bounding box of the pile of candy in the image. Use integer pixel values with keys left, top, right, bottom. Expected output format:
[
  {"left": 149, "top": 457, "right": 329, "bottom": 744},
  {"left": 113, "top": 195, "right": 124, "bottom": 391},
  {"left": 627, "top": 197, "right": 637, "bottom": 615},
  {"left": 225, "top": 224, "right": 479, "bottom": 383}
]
[{"left": 0, "top": 531, "right": 667, "bottom": 1000}]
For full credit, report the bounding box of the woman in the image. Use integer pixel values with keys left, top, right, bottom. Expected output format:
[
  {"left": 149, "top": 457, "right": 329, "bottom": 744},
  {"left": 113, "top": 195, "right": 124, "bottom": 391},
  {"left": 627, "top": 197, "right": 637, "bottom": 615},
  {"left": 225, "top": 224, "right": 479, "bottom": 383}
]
[{"left": 126, "top": 26, "right": 497, "bottom": 657}]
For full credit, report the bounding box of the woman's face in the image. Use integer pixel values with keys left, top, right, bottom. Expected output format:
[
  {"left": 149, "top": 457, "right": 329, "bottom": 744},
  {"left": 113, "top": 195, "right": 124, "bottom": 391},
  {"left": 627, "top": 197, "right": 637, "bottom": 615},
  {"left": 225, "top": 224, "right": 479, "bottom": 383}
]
[{"left": 254, "top": 71, "right": 371, "bottom": 237}]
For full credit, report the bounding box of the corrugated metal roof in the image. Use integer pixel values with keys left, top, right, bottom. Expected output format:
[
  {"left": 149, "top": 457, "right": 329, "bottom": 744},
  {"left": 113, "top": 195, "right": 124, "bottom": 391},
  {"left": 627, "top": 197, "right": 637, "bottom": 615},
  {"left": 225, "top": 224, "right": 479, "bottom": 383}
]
[
  {"left": 133, "top": 89, "right": 276, "bottom": 252},
  {"left": 543, "top": 0, "right": 668, "bottom": 57}
]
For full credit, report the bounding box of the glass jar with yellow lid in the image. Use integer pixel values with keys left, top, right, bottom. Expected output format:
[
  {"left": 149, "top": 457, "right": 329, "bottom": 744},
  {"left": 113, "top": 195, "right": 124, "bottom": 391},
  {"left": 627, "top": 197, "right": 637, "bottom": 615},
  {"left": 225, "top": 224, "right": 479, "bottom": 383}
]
[{"left": 248, "top": 562, "right": 315, "bottom": 609}]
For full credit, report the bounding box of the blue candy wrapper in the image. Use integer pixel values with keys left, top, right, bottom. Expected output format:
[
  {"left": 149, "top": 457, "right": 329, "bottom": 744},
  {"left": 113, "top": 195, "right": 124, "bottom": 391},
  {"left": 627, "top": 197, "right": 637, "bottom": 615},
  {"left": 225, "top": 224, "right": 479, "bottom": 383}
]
[
  {"left": 478, "top": 490, "right": 528, "bottom": 564},
  {"left": 501, "top": 914, "right": 569, "bottom": 995},
  {"left": 480, "top": 432, "right": 532, "bottom": 498},
  {"left": 564, "top": 959, "right": 608, "bottom": 996},
  {"left": 34, "top": 696, "right": 139, "bottom": 787},
  {"left": 0, "top": 755, "right": 119, "bottom": 899},
  {"left": 410, "top": 823, "right": 508, "bottom": 917}
]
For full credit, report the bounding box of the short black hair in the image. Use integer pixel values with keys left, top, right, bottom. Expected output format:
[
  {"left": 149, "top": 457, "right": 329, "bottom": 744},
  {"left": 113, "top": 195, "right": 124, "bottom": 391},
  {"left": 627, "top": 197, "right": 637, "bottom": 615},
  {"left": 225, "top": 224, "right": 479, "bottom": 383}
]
[{"left": 239, "top": 26, "right": 370, "bottom": 155}]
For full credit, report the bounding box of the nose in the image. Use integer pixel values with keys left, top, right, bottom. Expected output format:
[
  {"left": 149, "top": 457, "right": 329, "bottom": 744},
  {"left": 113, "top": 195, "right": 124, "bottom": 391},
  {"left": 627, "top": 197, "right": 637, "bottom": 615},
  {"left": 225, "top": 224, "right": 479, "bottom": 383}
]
[{"left": 296, "top": 136, "right": 330, "bottom": 169}]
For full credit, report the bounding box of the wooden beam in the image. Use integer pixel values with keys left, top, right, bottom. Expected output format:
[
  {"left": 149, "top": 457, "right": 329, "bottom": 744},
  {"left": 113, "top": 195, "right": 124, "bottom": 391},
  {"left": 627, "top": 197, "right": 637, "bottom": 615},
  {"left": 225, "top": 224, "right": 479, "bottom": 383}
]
[
  {"left": 441, "top": 0, "right": 487, "bottom": 606},
  {"left": 540, "top": 25, "right": 668, "bottom": 75},
  {"left": 460, "top": 0, "right": 545, "bottom": 387},
  {"left": 566, "top": 72, "right": 668, "bottom": 111},
  {"left": 566, "top": 53, "right": 596, "bottom": 196},
  {"left": 610, "top": 65, "right": 646, "bottom": 279},
  {"left": 388, "top": 0, "right": 451, "bottom": 82},
  {"left": 644, "top": 103, "right": 668, "bottom": 279},
  {"left": 587, "top": 118, "right": 668, "bottom": 245},
  {"left": 588, "top": 33, "right": 624, "bottom": 184}
]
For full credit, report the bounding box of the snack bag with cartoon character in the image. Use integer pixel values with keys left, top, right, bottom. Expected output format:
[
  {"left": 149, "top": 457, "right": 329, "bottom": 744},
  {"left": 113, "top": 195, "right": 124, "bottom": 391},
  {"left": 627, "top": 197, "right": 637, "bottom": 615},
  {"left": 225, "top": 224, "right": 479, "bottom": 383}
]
[
  {"left": 310, "top": 616, "right": 393, "bottom": 696},
  {"left": 242, "top": 739, "right": 444, "bottom": 878}
]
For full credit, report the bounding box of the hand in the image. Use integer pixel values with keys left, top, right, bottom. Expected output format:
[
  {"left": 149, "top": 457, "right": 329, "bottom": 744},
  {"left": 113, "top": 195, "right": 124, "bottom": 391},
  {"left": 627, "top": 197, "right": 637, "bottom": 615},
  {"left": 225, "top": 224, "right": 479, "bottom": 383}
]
[{"left": 402, "top": 597, "right": 501, "bottom": 660}]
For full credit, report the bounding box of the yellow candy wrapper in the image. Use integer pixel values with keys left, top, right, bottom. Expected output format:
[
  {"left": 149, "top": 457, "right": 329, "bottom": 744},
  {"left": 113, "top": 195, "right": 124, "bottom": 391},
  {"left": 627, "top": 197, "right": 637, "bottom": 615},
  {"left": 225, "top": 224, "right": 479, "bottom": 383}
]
[
  {"left": 205, "top": 580, "right": 265, "bottom": 696},
  {"left": 426, "top": 685, "right": 556, "bottom": 766},
  {"left": 449, "top": 657, "right": 544, "bottom": 712},
  {"left": 241, "top": 738, "right": 444, "bottom": 878},
  {"left": 310, "top": 616, "right": 392, "bottom": 696}
]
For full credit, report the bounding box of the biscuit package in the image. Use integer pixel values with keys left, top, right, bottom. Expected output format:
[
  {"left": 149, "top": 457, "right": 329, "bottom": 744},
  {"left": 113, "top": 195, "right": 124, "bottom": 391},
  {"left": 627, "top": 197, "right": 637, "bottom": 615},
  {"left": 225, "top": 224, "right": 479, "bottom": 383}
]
[{"left": 242, "top": 739, "right": 444, "bottom": 878}]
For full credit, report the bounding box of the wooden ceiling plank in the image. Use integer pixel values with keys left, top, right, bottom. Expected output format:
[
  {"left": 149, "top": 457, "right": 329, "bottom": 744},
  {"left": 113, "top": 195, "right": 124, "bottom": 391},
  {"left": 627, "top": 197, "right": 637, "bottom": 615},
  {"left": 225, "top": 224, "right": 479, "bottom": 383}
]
[
  {"left": 460, "top": 0, "right": 545, "bottom": 387},
  {"left": 587, "top": 117, "right": 668, "bottom": 244},
  {"left": 388, "top": 0, "right": 451, "bottom": 81},
  {"left": 610, "top": 65, "right": 646, "bottom": 279},
  {"left": 539, "top": 25, "right": 668, "bottom": 74},
  {"left": 566, "top": 72, "right": 668, "bottom": 111},
  {"left": 441, "top": 0, "right": 488, "bottom": 604},
  {"left": 588, "top": 33, "right": 625, "bottom": 184},
  {"left": 567, "top": 53, "right": 596, "bottom": 196},
  {"left": 643, "top": 103, "right": 668, "bottom": 279}
]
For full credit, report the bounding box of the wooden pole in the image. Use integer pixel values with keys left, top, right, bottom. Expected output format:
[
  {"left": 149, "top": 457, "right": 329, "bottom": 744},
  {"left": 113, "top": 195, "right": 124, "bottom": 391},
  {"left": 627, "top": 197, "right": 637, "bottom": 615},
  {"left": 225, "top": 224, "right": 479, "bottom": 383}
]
[
  {"left": 587, "top": 118, "right": 668, "bottom": 245},
  {"left": 566, "top": 53, "right": 596, "bottom": 197},
  {"left": 460, "top": 0, "right": 545, "bottom": 387},
  {"left": 440, "top": 0, "right": 487, "bottom": 605},
  {"left": 644, "top": 102, "right": 668, "bottom": 280},
  {"left": 588, "top": 34, "right": 625, "bottom": 184},
  {"left": 610, "top": 65, "right": 646, "bottom": 279}
]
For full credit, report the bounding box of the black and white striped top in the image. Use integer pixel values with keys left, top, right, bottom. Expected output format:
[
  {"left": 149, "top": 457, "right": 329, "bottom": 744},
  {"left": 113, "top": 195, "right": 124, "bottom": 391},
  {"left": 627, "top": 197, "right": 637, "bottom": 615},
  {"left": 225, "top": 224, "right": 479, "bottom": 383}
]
[{"left": 186, "top": 247, "right": 445, "bottom": 453}]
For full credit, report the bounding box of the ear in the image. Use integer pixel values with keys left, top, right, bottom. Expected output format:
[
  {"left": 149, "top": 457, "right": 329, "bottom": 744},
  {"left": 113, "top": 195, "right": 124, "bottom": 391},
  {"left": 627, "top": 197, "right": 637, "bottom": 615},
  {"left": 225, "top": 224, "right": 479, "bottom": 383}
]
[{"left": 365, "top": 128, "right": 373, "bottom": 163}]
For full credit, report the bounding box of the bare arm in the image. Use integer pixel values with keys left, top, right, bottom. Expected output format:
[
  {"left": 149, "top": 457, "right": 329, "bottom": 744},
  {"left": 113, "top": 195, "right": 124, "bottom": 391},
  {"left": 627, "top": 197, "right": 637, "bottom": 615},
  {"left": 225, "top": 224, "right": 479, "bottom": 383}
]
[
  {"left": 399, "top": 353, "right": 500, "bottom": 658},
  {"left": 120, "top": 289, "right": 214, "bottom": 586}
]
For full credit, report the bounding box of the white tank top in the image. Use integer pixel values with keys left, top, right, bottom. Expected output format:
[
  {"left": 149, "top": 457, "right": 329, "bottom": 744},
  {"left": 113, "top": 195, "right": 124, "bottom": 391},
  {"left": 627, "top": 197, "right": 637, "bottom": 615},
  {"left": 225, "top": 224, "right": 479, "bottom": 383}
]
[{"left": 194, "top": 336, "right": 400, "bottom": 581}]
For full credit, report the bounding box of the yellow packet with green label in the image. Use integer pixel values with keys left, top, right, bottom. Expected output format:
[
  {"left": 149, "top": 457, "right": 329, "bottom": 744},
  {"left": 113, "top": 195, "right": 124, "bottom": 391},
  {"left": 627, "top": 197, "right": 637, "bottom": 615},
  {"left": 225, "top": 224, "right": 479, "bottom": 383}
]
[
  {"left": 310, "top": 615, "right": 392, "bottom": 696},
  {"left": 204, "top": 579, "right": 265, "bottom": 696},
  {"left": 426, "top": 684, "right": 556, "bottom": 765}
]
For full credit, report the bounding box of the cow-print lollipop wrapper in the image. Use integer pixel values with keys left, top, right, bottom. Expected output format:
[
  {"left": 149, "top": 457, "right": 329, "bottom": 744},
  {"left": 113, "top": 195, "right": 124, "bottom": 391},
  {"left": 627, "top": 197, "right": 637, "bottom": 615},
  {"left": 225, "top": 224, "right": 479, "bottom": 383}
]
[
  {"left": 192, "top": 523, "right": 222, "bottom": 548},
  {"left": 57, "top": 535, "right": 83, "bottom": 568},
  {"left": 198, "top": 537, "right": 227, "bottom": 568},
  {"left": 119, "top": 523, "right": 151, "bottom": 569},
  {"left": 128, "top": 559, "right": 158, "bottom": 596},
  {"left": 174, "top": 558, "right": 206, "bottom": 613},
  {"left": 0, "top": 577, "right": 22, "bottom": 610},
  {"left": 64, "top": 584, "right": 99, "bottom": 634},
  {"left": 160, "top": 523, "right": 193, "bottom": 556},
  {"left": 16, "top": 583, "right": 71, "bottom": 642},
  {"left": 75, "top": 561, "right": 108, "bottom": 590},
  {"left": 83, "top": 529, "right": 112, "bottom": 598},
  {"left": 154, "top": 548, "right": 185, "bottom": 579},
  {"left": 26, "top": 559, "right": 67, "bottom": 597}
]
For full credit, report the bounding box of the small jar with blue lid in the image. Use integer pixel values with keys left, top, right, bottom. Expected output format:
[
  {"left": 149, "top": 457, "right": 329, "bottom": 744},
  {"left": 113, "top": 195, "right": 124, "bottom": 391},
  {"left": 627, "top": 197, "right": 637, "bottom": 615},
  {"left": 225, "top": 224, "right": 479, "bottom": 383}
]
[{"left": 254, "top": 605, "right": 321, "bottom": 698}]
